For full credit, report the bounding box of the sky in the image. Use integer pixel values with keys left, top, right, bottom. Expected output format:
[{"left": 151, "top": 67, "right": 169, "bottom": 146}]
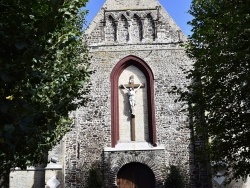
[{"left": 84, "top": 0, "right": 193, "bottom": 36}]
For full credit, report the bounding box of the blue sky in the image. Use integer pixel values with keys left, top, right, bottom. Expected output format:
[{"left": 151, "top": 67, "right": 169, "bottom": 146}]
[{"left": 84, "top": 0, "right": 193, "bottom": 36}]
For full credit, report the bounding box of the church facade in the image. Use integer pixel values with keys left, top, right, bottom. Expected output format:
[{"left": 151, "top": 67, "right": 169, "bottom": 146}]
[
  {"left": 10, "top": 0, "right": 210, "bottom": 187},
  {"left": 56, "top": 0, "right": 194, "bottom": 187},
  {"left": 48, "top": 0, "right": 193, "bottom": 187}
]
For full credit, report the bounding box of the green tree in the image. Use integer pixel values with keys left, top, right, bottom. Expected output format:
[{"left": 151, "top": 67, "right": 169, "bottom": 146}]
[
  {"left": 0, "top": 0, "right": 91, "bottom": 186},
  {"left": 164, "top": 165, "right": 185, "bottom": 188},
  {"left": 86, "top": 165, "right": 103, "bottom": 188},
  {"left": 179, "top": 0, "right": 250, "bottom": 181}
]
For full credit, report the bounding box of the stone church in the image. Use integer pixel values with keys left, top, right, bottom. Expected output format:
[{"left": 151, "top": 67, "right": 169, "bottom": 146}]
[
  {"left": 54, "top": 0, "right": 194, "bottom": 187},
  {"left": 10, "top": 0, "right": 215, "bottom": 187}
]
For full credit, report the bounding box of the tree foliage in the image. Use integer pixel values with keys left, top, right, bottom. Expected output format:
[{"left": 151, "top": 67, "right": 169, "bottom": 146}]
[
  {"left": 164, "top": 165, "right": 185, "bottom": 188},
  {"left": 0, "top": 0, "right": 91, "bottom": 186},
  {"left": 179, "top": 0, "right": 250, "bottom": 181},
  {"left": 86, "top": 164, "right": 103, "bottom": 188}
]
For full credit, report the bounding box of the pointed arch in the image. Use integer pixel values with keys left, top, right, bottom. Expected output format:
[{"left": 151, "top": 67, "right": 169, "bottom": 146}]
[
  {"left": 118, "top": 14, "right": 129, "bottom": 42},
  {"left": 132, "top": 14, "right": 143, "bottom": 41},
  {"left": 106, "top": 15, "right": 117, "bottom": 42},
  {"left": 144, "top": 13, "right": 156, "bottom": 41},
  {"left": 110, "top": 55, "right": 156, "bottom": 147}
]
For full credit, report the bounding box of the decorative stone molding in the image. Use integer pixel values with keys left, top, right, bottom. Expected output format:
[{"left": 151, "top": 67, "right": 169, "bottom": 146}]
[
  {"left": 103, "top": 8, "right": 159, "bottom": 43},
  {"left": 103, "top": 149, "right": 165, "bottom": 188}
]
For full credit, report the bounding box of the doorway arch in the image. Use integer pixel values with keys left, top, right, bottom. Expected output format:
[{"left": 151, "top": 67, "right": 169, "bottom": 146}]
[{"left": 117, "top": 162, "right": 156, "bottom": 188}]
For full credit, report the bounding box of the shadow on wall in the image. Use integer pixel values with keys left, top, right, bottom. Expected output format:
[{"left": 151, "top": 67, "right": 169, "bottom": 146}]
[{"left": 32, "top": 167, "right": 45, "bottom": 188}]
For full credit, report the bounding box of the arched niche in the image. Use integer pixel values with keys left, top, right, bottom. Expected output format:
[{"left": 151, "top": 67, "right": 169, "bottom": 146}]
[
  {"left": 144, "top": 13, "right": 156, "bottom": 41},
  {"left": 118, "top": 14, "right": 129, "bottom": 43},
  {"left": 132, "top": 14, "right": 143, "bottom": 42},
  {"left": 105, "top": 15, "right": 117, "bottom": 42},
  {"left": 110, "top": 55, "right": 156, "bottom": 147}
]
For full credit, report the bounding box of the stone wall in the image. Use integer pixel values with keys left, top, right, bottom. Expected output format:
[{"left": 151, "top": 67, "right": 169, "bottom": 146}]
[{"left": 10, "top": 168, "right": 45, "bottom": 188}]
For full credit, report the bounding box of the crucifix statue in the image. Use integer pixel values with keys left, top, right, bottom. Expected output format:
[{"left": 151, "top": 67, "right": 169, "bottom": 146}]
[{"left": 120, "top": 75, "right": 145, "bottom": 141}]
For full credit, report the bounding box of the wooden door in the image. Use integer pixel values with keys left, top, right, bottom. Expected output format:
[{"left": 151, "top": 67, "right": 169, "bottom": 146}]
[{"left": 117, "top": 162, "right": 155, "bottom": 188}]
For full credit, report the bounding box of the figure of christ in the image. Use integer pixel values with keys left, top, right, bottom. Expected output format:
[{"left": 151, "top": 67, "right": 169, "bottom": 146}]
[
  {"left": 120, "top": 75, "right": 145, "bottom": 141},
  {"left": 122, "top": 83, "right": 142, "bottom": 115}
]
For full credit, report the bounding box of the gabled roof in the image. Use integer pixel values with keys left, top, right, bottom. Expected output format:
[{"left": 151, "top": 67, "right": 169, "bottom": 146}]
[{"left": 85, "top": 0, "right": 186, "bottom": 43}]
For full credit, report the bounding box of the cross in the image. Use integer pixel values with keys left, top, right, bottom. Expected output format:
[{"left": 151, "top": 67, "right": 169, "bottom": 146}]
[{"left": 120, "top": 75, "right": 145, "bottom": 141}]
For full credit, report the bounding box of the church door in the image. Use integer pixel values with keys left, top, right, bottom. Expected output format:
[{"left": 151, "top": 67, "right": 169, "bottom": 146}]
[{"left": 117, "top": 162, "right": 155, "bottom": 188}]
